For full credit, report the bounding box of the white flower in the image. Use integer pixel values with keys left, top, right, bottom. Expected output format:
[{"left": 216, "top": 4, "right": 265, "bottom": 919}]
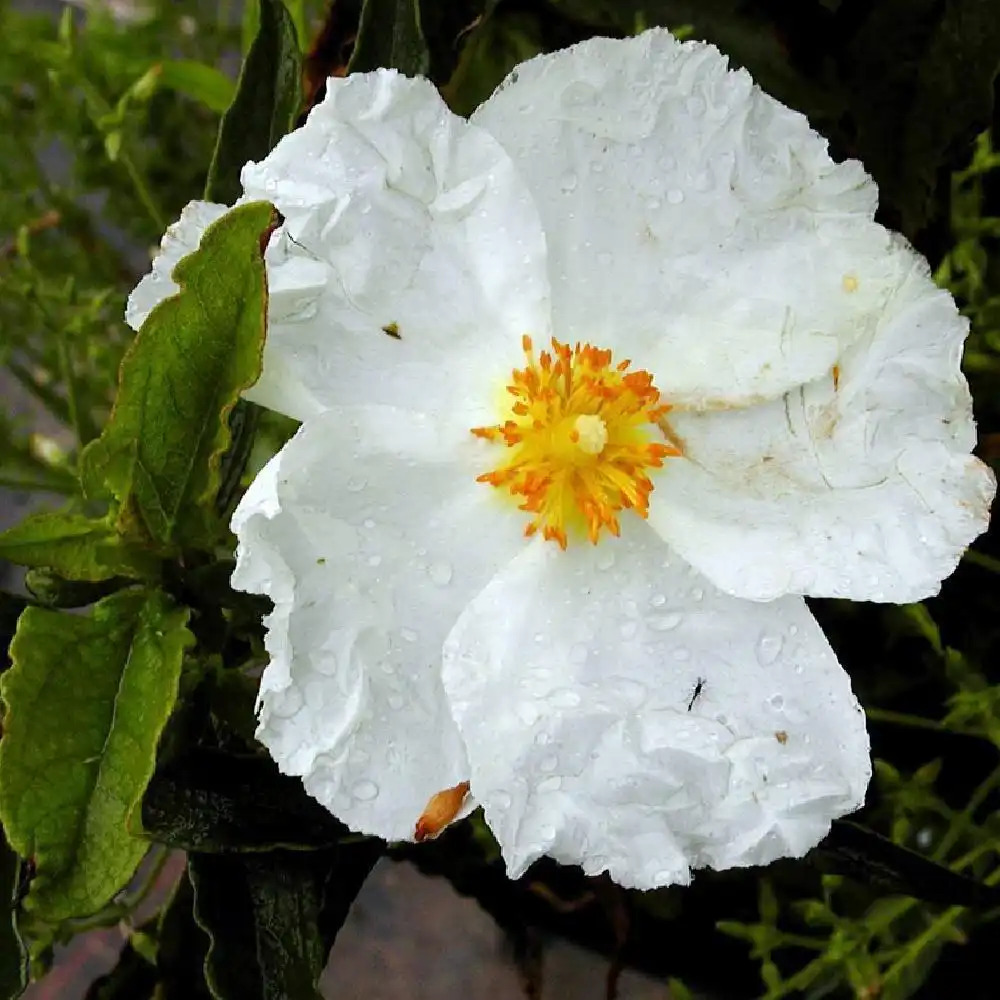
[{"left": 127, "top": 30, "right": 994, "bottom": 889}]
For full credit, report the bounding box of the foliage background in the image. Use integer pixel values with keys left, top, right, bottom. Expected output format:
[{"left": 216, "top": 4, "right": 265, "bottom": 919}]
[{"left": 0, "top": 1, "right": 998, "bottom": 998}]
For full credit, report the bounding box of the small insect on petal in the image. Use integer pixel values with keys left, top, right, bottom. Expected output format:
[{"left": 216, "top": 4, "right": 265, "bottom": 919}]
[{"left": 414, "top": 780, "right": 471, "bottom": 841}]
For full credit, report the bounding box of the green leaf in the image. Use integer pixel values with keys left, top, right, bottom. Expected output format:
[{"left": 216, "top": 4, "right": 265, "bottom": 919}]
[
  {"left": 206, "top": 0, "right": 302, "bottom": 204},
  {"left": 79, "top": 202, "right": 274, "bottom": 550},
  {"left": 443, "top": 7, "right": 545, "bottom": 117},
  {"left": 843, "top": 0, "right": 1000, "bottom": 234},
  {"left": 0, "top": 589, "right": 191, "bottom": 926},
  {"left": 0, "top": 837, "right": 27, "bottom": 1000},
  {"left": 189, "top": 843, "right": 382, "bottom": 1000},
  {"left": 156, "top": 871, "right": 213, "bottom": 1000},
  {"left": 0, "top": 512, "right": 158, "bottom": 582},
  {"left": 141, "top": 749, "right": 347, "bottom": 853},
  {"left": 348, "top": 0, "right": 430, "bottom": 76},
  {"left": 158, "top": 61, "right": 237, "bottom": 115}
]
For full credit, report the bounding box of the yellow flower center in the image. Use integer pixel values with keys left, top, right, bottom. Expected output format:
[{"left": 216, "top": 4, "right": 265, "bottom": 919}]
[{"left": 471, "top": 335, "right": 682, "bottom": 548}]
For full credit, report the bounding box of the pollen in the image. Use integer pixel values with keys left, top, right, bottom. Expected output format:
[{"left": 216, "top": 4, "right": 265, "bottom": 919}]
[{"left": 471, "top": 336, "right": 682, "bottom": 548}]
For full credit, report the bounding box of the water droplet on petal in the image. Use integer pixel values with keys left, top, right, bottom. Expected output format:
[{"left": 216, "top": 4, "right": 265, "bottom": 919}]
[
  {"left": 346, "top": 477, "right": 367, "bottom": 492},
  {"left": 363, "top": 518, "right": 375, "bottom": 529},
  {"left": 538, "top": 775, "right": 562, "bottom": 793},
  {"left": 769, "top": 693, "right": 785, "bottom": 710},
  {"left": 539, "top": 754, "right": 558, "bottom": 772},
  {"left": 494, "top": 790, "right": 513, "bottom": 810},
  {"left": 534, "top": 730, "right": 552, "bottom": 745},
  {"left": 551, "top": 688, "right": 582, "bottom": 709},
  {"left": 788, "top": 624, "right": 799, "bottom": 636},
  {"left": 757, "top": 633, "right": 784, "bottom": 665},
  {"left": 368, "top": 555, "right": 382, "bottom": 567},
  {"left": 620, "top": 620, "right": 639, "bottom": 640},
  {"left": 352, "top": 780, "right": 379, "bottom": 801},
  {"left": 649, "top": 612, "right": 682, "bottom": 632},
  {"left": 667, "top": 189, "right": 685, "bottom": 205},
  {"left": 518, "top": 702, "right": 540, "bottom": 726},
  {"left": 673, "top": 646, "right": 691, "bottom": 661},
  {"left": 560, "top": 170, "right": 579, "bottom": 193},
  {"left": 428, "top": 561, "right": 453, "bottom": 586},
  {"left": 533, "top": 632, "right": 545, "bottom": 644},
  {"left": 595, "top": 548, "right": 615, "bottom": 570},
  {"left": 388, "top": 693, "right": 404, "bottom": 710},
  {"left": 399, "top": 626, "right": 418, "bottom": 643},
  {"left": 650, "top": 593, "right": 667, "bottom": 608},
  {"left": 690, "top": 587, "right": 704, "bottom": 601}
]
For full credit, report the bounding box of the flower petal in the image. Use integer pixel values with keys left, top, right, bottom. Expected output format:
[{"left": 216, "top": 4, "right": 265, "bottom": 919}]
[
  {"left": 649, "top": 246, "right": 995, "bottom": 602},
  {"left": 472, "top": 29, "right": 894, "bottom": 407},
  {"left": 125, "top": 200, "right": 228, "bottom": 330},
  {"left": 231, "top": 405, "right": 525, "bottom": 840},
  {"left": 442, "top": 523, "right": 869, "bottom": 889},
  {"left": 239, "top": 69, "right": 551, "bottom": 426}
]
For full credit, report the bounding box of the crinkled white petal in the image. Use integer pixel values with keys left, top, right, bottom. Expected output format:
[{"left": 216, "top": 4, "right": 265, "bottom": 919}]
[
  {"left": 231, "top": 405, "right": 524, "bottom": 841},
  {"left": 125, "top": 200, "right": 229, "bottom": 330},
  {"left": 649, "top": 243, "right": 995, "bottom": 602},
  {"left": 239, "top": 69, "right": 551, "bottom": 427},
  {"left": 442, "top": 522, "right": 869, "bottom": 890},
  {"left": 473, "top": 29, "right": 895, "bottom": 408}
]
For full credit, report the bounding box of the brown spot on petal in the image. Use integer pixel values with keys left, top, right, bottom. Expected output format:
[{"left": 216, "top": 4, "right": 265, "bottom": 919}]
[
  {"left": 414, "top": 781, "right": 470, "bottom": 842},
  {"left": 775, "top": 730, "right": 788, "bottom": 745}
]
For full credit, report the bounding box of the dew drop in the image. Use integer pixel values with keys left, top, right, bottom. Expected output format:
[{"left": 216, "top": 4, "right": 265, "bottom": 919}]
[
  {"left": 518, "top": 702, "right": 540, "bottom": 726},
  {"left": 559, "top": 170, "right": 579, "bottom": 193},
  {"left": 399, "top": 626, "right": 418, "bottom": 643},
  {"left": 346, "top": 477, "right": 367, "bottom": 492},
  {"left": 788, "top": 624, "right": 799, "bottom": 636},
  {"left": 757, "top": 633, "right": 784, "bottom": 665},
  {"left": 650, "top": 593, "right": 667, "bottom": 608},
  {"left": 769, "top": 693, "right": 785, "bottom": 710},
  {"left": 495, "top": 790, "right": 513, "bottom": 809},
  {"left": 533, "top": 632, "right": 545, "bottom": 644},
  {"left": 649, "top": 612, "right": 682, "bottom": 632},
  {"left": 534, "top": 730, "right": 552, "bottom": 745},
  {"left": 539, "top": 754, "right": 558, "bottom": 773},
  {"left": 368, "top": 555, "right": 382, "bottom": 567},
  {"left": 551, "top": 688, "right": 582, "bottom": 708},
  {"left": 667, "top": 189, "right": 685, "bottom": 205},
  {"left": 690, "top": 587, "right": 704, "bottom": 601},
  {"left": 620, "top": 620, "right": 639, "bottom": 640},
  {"left": 388, "top": 693, "right": 404, "bottom": 710},
  {"left": 352, "top": 780, "right": 379, "bottom": 801},
  {"left": 363, "top": 518, "right": 375, "bottom": 529},
  {"left": 673, "top": 646, "right": 691, "bottom": 662},
  {"left": 428, "top": 561, "right": 453, "bottom": 586},
  {"left": 538, "top": 775, "right": 562, "bottom": 793},
  {"left": 596, "top": 549, "right": 615, "bottom": 571},
  {"left": 647, "top": 196, "right": 662, "bottom": 210}
]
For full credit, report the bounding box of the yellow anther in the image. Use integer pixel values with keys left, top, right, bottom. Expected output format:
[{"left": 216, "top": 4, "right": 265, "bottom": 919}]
[{"left": 472, "top": 337, "right": 681, "bottom": 547}]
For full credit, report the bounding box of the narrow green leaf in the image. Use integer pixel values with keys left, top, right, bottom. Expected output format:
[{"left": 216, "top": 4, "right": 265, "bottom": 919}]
[
  {"left": 189, "top": 843, "right": 382, "bottom": 1000},
  {"left": 141, "top": 749, "right": 347, "bottom": 853},
  {"left": 158, "top": 61, "right": 237, "bottom": 115},
  {"left": 206, "top": 0, "right": 302, "bottom": 204},
  {"left": 0, "top": 837, "right": 27, "bottom": 1000},
  {"left": 348, "top": 0, "right": 430, "bottom": 75},
  {"left": 0, "top": 512, "right": 157, "bottom": 582},
  {"left": 156, "top": 871, "right": 213, "bottom": 1000},
  {"left": 80, "top": 202, "right": 274, "bottom": 549},
  {"left": 0, "top": 589, "right": 191, "bottom": 926}
]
